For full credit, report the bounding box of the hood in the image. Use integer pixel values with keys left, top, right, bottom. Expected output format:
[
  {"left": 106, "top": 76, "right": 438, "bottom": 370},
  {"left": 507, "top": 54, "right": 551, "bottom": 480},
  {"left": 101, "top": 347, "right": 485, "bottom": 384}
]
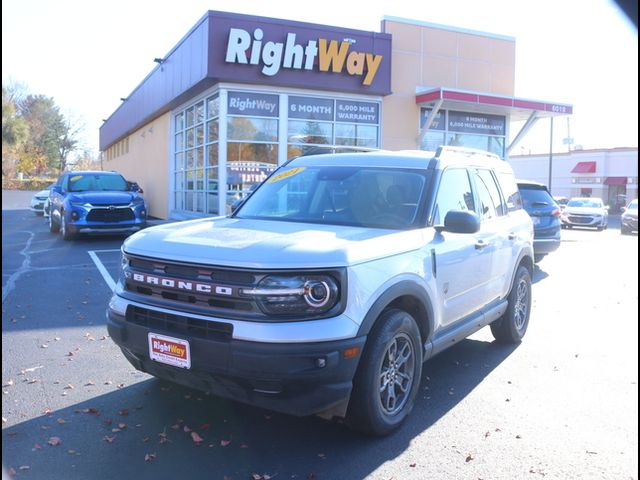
[
  {"left": 564, "top": 206, "right": 606, "bottom": 215},
  {"left": 35, "top": 189, "right": 50, "bottom": 198},
  {"left": 123, "top": 217, "right": 427, "bottom": 269},
  {"left": 67, "top": 191, "right": 138, "bottom": 205},
  {"left": 622, "top": 209, "right": 638, "bottom": 219}
]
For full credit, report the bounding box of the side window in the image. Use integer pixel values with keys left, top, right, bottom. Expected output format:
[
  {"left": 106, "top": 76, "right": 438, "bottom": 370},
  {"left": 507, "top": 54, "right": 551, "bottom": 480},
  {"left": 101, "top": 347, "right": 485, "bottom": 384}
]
[
  {"left": 497, "top": 172, "right": 523, "bottom": 212},
  {"left": 433, "top": 168, "right": 474, "bottom": 225},
  {"left": 475, "top": 169, "right": 506, "bottom": 217},
  {"left": 472, "top": 170, "right": 498, "bottom": 221}
]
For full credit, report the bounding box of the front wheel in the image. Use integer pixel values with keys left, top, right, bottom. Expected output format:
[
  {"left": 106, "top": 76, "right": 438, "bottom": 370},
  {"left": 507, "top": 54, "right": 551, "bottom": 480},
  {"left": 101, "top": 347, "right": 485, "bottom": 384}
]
[
  {"left": 347, "top": 309, "right": 422, "bottom": 436},
  {"left": 49, "top": 210, "right": 59, "bottom": 233},
  {"left": 491, "top": 265, "right": 532, "bottom": 344},
  {"left": 59, "top": 213, "right": 75, "bottom": 241}
]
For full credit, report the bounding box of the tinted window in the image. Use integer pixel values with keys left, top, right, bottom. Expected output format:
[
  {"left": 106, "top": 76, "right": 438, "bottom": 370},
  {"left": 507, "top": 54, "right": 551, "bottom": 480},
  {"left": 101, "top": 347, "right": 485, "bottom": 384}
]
[
  {"left": 433, "top": 168, "right": 474, "bottom": 225},
  {"left": 519, "top": 185, "right": 554, "bottom": 210},
  {"left": 476, "top": 169, "right": 506, "bottom": 217},
  {"left": 497, "top": 172, "right": 523, "bottom": 212},
  {"left": 473, "top": 170, "right": 498, "bottom": 220}
]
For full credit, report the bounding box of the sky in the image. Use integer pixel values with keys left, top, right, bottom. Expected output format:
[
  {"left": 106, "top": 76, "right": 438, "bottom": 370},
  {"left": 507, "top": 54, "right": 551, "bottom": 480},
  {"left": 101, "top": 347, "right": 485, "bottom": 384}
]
[{"left": 2, "top": 0, "right": 637, "bottom": 157}]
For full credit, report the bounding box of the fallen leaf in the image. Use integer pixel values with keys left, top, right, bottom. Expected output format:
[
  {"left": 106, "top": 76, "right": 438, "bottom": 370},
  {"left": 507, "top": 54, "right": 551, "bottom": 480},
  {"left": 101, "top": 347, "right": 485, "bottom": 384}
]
[
  {"left": 66, "top": 352, "right": 75, "bottom": 357},
  {"left": 33, "top": 443, "right": 42, "bottom": 450},
  {"left": 3, "top": 379, "right": 14, "bottom": 387},
  {"left": 142, "top": 437, "right": 150, "bottom": 443},
  {"left": 239, "top": 444, "right": 249, "bottom": 449},
  {"left": 144, "top": 453, "right": 156, "bottom": 462},
  {"left": 82, "top": 407, "right": 100, "bottom": 415},
  {"left": 64, "top": 384, "right": 75, "bottom": 390},
  {"left": 111, "top": 428, "right": 121, "bottom": 433},
  {"left": 40, "top": 344, "right": 49, "bottom": 348},
  {"left": 7, "top": 468, "right": 16, "bottom": 477},
  {"left": 103, "top": 419, "right": 113, "bottom": 426},
  {"left": 191, "top": 432, "right": 204, "bottom": 443},
  {"left": 116, "top": 383, "right": 125, "bottom": 389},
  {"left": 484, "top": 431, "right": 491, "bottom": 438},
  {"left": 27, "top": 379, "right": 38, "bottom": 384},
  {"left": 409, "top": 463, "right": 416, "bottom": 467},
  {"left": 104, "top": 381, "right": 113, "bottom": 385},
  {"left": 183, "top": 425, "right": 191, "bottom": 433},
  {"left": 23, "top": 366, "right": 44, "bottom": 373},
  {"left": 54, "top": 337, "right": 61, "bottom": 341},
  {"left": 220, "top": 439, "right": 232, "bottom": 447},
  {"left": 100, "top": 335, "right": 108, "bottom": 340},
  {"left": 103, "top": 436, "right": 116, "bottom": 444},
  {"left": 158, "top": 432, "right": 169, "bottom": 444},
  {"left": 199, "top": 423, "right": 211, "bottom": 430},
  {"left": 42, "top": 408, "right": 52, "bottom": 415},
  {"left": 19, "top": 465, "right": 30, "bottom": 470},
  {"left": 118, "top": 408, "right": 129, "bottom": 416},
  {"left": 317, "top": 453, "right": 326, "bottom": 459},
  {"left": 586, "top": 450, "right": 598, "bottom": 455},
  {"left": 2, "top": 417, "right": 7, "bottom": 423},
  {"left": 171, "top": 424, "right": 180, "bottom": 430},
  {"left": 56, "top": 418, "right": 66, "bottom": 424},
  {"left": 118, "top": 422, "right": 127, "bottom": 429},
  {"left": 465, "top": 453, "right": 474, "bottom": 462},
  {"left": 84, "top": 381, "right": 96, "bottom": 386},
  {"left": 516, "top": 435, "right": 522, "bottom": 439},
  {"left": 67, "top": 450, "right": 77, "bottom": 455},
  {"left": 47, "top": 436, "right": 62, "bottom": 446}
]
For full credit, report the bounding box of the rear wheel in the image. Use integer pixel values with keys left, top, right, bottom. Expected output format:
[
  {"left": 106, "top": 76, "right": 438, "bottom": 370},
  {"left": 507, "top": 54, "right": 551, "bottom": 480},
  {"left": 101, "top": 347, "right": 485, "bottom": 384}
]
[
  {"left": 491, "top": 265, "right": 532, "bottom": 344},
  {"left": 49, "top": 210, "right": 59, "bottom": 233},
  {"left": 347, "top": 309, "right": 422, "bottom": 436}
]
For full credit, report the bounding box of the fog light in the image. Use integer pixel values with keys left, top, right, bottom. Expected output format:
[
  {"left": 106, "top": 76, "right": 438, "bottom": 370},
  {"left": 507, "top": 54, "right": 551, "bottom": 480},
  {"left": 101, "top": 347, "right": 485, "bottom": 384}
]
[{"left": 71, "top": 211, "right": 80, "bottom": 221}]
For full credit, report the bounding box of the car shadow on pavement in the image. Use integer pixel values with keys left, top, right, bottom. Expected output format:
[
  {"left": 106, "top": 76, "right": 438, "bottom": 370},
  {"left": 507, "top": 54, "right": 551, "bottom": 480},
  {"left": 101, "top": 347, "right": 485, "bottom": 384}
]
[
  {"left": 532, "top": 264, "right": 549, "bottom": 284},
  {"left": 2, "top": 338, "right": 518, "bottom": 479}
]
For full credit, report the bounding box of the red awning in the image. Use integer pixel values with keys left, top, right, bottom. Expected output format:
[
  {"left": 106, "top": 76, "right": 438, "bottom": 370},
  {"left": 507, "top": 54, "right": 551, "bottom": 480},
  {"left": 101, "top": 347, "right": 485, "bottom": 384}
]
[
  {"left": 571, "top": 162, "right": 596, "bottom": 173},
  {"left": 604, "top": 176, "right": 627, "bottom": 185}
]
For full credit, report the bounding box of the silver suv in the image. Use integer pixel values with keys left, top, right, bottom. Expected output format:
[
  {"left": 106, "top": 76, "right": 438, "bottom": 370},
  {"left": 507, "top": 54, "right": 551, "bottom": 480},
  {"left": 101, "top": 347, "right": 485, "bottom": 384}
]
[{"left": 107, "top": 147, "right": 534, "bottom": 435}]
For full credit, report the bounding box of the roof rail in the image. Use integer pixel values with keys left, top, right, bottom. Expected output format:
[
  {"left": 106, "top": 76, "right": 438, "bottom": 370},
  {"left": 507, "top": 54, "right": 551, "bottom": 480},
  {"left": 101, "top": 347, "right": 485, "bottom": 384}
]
[
  {"left": 297, "top": 145, "right": 380, "bottom": 157},
  {"left": 435, "top": 145, "right": 499, "bottom": 160}
]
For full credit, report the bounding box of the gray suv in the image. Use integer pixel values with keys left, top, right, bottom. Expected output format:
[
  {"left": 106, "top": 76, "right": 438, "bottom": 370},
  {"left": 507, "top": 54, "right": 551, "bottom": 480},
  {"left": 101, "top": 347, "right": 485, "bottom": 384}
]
[{"left": 107, "top": 147, "right": 534, "bottom": 435}]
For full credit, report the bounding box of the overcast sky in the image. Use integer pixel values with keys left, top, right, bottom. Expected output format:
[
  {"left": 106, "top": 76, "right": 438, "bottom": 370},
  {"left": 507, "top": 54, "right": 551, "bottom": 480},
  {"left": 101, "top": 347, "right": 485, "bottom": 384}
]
[{"left": 2, "top": 0, "right": 637, "bottom": 156}]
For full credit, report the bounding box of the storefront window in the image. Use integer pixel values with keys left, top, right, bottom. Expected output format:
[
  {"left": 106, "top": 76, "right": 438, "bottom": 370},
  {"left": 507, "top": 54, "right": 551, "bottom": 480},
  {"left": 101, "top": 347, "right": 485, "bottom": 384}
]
[
  {"left": 420, "top": 108, "right": 506, "bottom": 158},
  {"left": 174, "top": 94, "right": 219, "bottom": 216}
]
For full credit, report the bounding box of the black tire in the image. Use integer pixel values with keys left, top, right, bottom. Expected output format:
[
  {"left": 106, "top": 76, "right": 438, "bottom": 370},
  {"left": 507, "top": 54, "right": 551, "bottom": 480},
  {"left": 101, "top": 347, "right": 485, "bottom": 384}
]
[
  {"left": 347, "top": 309, "right": 423, "bottom": 436},
  {"left": 534, "top": 254, "right": 545, "bottom": 263},
  {"left": 49, "top": 210, "right": 60, "bottom": 233},
  {"left": 491, "top": 265, "right": 532, "bottom": 344},
  {"left": 59, "top": 213, "right": 75, "bottom": 241},
  {"left": 596, "top": 226, "right": 604, "bottom": 231}
]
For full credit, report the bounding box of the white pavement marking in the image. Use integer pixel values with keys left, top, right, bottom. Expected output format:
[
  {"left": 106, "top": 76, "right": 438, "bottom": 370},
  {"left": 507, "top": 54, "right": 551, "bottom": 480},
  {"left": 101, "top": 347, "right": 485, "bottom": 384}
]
[
  {"left": 88, "top": 250, "right": 117, "bottom": 291},
  {"left": 2, "top": 231, "right": 35, "bottom": 303}
]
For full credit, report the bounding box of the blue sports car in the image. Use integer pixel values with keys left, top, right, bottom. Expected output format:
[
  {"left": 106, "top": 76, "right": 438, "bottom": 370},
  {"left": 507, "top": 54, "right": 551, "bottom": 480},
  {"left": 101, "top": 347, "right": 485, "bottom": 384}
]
[{"left": 48, "top": 171, "right": 147, "bottom": 240}]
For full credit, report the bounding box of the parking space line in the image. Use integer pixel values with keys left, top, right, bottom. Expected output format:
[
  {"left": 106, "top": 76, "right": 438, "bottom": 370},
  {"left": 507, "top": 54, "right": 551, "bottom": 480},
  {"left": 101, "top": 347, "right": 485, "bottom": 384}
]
[{"left": 88, "top": 250, "right": 116, "bottom": 291}]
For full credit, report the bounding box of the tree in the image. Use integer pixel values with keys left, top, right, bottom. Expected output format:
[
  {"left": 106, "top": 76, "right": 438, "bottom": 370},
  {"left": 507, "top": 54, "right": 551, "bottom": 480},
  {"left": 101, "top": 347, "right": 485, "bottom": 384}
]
[{"left": 2, "top": 86, "right": 29, "bottom": 177}]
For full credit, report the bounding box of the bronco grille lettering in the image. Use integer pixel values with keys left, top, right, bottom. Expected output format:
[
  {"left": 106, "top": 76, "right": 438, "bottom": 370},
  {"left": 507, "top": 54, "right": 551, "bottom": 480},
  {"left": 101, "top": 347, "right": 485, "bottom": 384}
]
[{"left": 129, "top": 272, "right": 232, "bottom": 296}]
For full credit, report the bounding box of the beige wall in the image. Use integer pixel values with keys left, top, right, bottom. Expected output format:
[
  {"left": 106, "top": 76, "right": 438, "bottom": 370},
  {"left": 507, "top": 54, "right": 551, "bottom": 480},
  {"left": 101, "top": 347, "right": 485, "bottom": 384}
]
[
  {"left": 381, "top": 19, "right": 516, "bottom": 150},
  {"left": 103, "top": 113, "right": 170, "bottom": 219}
]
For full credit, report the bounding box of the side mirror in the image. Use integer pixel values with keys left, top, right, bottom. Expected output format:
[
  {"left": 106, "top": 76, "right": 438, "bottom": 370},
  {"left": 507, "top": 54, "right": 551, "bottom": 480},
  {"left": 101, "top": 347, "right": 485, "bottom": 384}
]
[
  {"left": 442, "top": 210, "right": 481, "bottom": 234},
  {"left": 51, "top": 185, "right": 62, "bottom": 195},
  {"left": 621, "top": 207, "right": 626, "bottom": 213}
]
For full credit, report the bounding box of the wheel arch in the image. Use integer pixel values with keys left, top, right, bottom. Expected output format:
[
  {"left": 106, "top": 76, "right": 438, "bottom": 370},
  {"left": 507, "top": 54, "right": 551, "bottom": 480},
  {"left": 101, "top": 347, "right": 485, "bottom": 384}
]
[{"left": 356, "top": 281, "right": 435, "bottom": 348}]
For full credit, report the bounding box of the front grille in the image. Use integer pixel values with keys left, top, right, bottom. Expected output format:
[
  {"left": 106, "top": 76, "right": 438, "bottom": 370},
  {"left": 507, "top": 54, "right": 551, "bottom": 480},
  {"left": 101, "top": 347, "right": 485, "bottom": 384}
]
[
  {"left": 91, "top": 202, "right": 130, "bottom": 207},
  {"left": 127, "top": 305, "right": 233, "bottom": 341},
  {"left": 87, "top": 207, "right": 135, "bottom": 222},
  {"left": 568, "top": 215, "right": 594, "bottom": 224}
]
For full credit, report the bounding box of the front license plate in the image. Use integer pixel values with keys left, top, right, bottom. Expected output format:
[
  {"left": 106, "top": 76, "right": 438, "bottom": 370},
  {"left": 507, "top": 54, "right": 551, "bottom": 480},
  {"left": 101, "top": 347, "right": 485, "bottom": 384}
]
[{"left": 148, "top": 333, "right": 191, "bottom": 369}]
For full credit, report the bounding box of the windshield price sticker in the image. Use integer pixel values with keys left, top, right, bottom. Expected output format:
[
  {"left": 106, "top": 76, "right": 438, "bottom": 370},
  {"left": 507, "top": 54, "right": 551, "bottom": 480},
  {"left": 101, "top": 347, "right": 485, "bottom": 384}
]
[{"left": 267, "top": 167, "right": 305, "bottom": 183}]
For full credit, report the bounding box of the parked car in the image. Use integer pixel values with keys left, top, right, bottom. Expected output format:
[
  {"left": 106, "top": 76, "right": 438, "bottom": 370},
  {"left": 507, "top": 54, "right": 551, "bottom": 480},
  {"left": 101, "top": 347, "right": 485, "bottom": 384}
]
[
  {"left": 621, "top": 198, "right": 638, "bottom": 235},
  {"left": 553, "top": 195, "right": 569, "bottom": 211},
  {"left": 561, "top": 197, "right": 608, "bottom": 230},
  {"left": 29, "top": 184, "right": 54, "bottom": 215},
  {"left": 518, "top": 181, "right": 561, "bottom": 263},
  {"left": 107, "top": 147, "right": 534, "bottom": 436},
  {"left": 48, "top": 171, "right": 147, "bottom": 240}
]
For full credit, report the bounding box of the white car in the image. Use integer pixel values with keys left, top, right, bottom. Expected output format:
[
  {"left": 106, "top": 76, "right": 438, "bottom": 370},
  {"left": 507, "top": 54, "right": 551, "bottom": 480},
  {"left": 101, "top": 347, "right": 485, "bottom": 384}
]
[
  {"left": 107, "top": 147, "right": 534, "bottom": 435},
  {"left": 561, "top": 197, "right": 608, "bottom": 230},
  {"left": 30, "top": 185, "right": 54, "bottom": 215}
]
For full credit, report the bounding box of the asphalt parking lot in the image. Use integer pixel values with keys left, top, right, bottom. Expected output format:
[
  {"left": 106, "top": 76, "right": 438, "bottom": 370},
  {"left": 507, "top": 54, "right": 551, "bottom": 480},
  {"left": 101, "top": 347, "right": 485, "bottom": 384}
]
[{"left": 2, "top": 191, "right": 638, "bottom": 479}]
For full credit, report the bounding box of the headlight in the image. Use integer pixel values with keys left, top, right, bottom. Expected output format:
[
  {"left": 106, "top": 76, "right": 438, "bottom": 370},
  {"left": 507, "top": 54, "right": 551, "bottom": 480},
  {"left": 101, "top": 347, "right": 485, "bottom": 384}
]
[
  {"left": 131, "top": 197, "right": 145, "bottom": 206},
  {"left": 70, "top": 201, "right": 90, "bottom": 207},
  {"left": 241, "top": 274, "right": 339, "bottom": 315}
]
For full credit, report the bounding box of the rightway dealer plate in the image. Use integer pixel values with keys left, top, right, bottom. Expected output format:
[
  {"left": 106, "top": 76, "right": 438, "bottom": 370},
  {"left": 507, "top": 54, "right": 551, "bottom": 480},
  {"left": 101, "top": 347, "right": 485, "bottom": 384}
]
[{"left": 148, "top": 333, "right": 191, "bottom": 369}]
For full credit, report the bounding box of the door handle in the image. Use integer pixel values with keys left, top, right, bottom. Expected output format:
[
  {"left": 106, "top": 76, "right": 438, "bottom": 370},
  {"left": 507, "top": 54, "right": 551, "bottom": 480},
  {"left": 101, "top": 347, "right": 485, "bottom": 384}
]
[
  {"left": 475, "top": 239, "right": 489, "bottom": 250},
  {"left": 508, "top": 232, "right": 516, "bottom": 240}
]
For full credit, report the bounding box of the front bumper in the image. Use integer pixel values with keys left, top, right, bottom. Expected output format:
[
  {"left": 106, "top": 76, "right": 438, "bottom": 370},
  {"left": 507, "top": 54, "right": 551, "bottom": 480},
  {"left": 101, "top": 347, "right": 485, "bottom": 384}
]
[
  {"left": 562, "top": 214, "right": 607, "bottom": 228},
  {"left": 107, "top": 303, "right": 366, "bottom": 417}
]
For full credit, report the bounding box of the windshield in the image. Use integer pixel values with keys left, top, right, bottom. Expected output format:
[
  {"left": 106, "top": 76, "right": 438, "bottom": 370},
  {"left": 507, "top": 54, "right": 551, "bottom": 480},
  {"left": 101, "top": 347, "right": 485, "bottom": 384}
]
[
  {"left": 628, "top": 200, "right": 638, "bottom": 210},
  {"left": 567, "top": 198, "right": 603, "bottom": 208},
  {"left": 67, "top": 174, "right": 128, "bottom": 192},
  {"left": 235, "top": 166, "right": 429, "bottom": 229}
]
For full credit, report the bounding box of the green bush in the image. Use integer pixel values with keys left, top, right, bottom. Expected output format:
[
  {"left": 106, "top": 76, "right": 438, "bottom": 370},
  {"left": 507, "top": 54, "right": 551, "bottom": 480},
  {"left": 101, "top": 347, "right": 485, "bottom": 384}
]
[{"left": 2, "top": 178, "right": 56, "bottom": 191}]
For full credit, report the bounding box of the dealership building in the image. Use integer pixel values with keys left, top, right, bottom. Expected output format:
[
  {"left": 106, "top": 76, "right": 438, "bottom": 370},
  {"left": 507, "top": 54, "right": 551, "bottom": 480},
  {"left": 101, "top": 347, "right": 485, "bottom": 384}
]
[{"left": 100, "top": 11, "right": 574, "bottom": 220}]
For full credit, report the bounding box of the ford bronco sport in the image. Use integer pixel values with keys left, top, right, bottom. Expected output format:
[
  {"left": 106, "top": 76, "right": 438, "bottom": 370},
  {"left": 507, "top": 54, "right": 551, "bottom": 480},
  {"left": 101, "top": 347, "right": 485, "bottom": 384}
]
[{"left": 107, "top": 147, "right": 534, "bottom": 435}]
